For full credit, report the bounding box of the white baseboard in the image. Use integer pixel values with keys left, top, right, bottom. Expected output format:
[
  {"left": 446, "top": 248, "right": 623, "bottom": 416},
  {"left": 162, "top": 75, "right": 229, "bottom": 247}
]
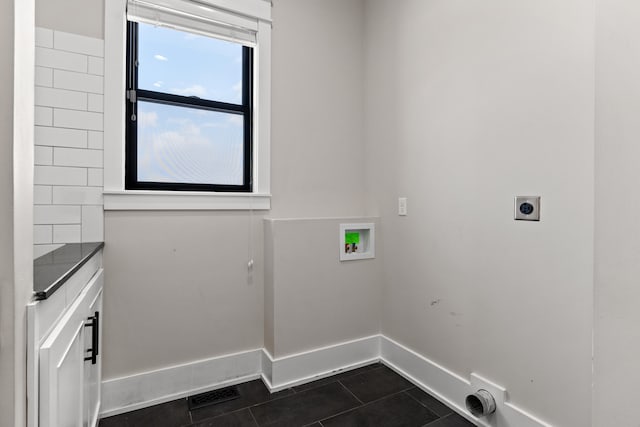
[
  {"left": 100, "top": 349, "right": 262, "bottom": 418},
  {"left": 101, "top": 337, "right": 552, "bottom": 427},
  {"left": 262, "top": 335, "right": 380, "bottom": 391},
  {"left": 379, "top": 336, "right": 553, "bottom": 427}
]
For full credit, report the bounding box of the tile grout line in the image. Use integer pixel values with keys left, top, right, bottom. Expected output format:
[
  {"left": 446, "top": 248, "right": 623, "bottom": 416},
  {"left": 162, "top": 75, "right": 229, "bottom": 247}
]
[
  {"left": 248, "top": 405, "right": 260, "bottom": 427},
  {"left": 191, "top": 407, "right": 259, "bottom": 427},
  {"left": 292, "top": 380, "right": 337, "bottom": 394},
  {"left": 254, "top": 382, "right": 367, "bottom": 427},
  {"left": 361, "top": 385, "right": 416, "bottom": 407},
  {"left": 327, "top": 388, "right": 458, "bottom": 427},
  {"left": 422, "top": 413, "right": 463, "bottom": 427},
  {"left": 293, "top": 363, "right": 384, "bottom": 394},
  {"left": 337, "top": 380, "right": 364, "bottom": 406},
  {"left": 316, "top": 384, "right": 417, "bottom": 425},
  {"left": 315, "top": 405, "right": 361, "bottom": 426},
  {"left": 312, "top": 368, "right": 418, "bottom": 424},
  {"left": 187, "top": 399, "right": 193, "bottom": 424},
  {"left": 220, "top": 385, "right": 298, "bottom": 418},
  {"left": 403, "top": 388, "right": 445, "bottom": 419}
]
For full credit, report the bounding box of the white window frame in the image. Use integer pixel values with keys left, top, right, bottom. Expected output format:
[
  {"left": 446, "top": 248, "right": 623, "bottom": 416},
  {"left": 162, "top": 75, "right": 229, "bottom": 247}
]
[{"left": 103, "top": 0, "right": 271, "bottom": 210}]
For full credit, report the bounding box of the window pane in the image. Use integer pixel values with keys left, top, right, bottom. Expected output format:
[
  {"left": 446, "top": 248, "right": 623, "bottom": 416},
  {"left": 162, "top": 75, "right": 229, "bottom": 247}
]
[
  {"left": 137, "top": 101, "right": 244, "bottom": 185},
  {"left": 138, "top": 23, "right": 243, "bottom": 105}
]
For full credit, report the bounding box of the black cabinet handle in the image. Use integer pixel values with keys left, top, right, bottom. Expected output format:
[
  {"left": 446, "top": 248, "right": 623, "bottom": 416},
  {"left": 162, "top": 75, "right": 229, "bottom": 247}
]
[
  {"left": 84, "top": 311, "right": 99, "bottom": 364},
  {"left": 94, "top": 311, "right": 99, "bottom": 356}
]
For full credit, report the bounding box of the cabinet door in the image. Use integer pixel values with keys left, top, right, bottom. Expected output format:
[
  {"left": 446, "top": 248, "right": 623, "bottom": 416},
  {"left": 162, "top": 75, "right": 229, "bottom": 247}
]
[
  {"left": 39, "top": 304, "right": 86, "bottom": 427},
  {"left": 39, "top": 269, "right": 103, "bottom": 427},
  {"left": 84, "top": 289, "right": 103, "bottom": 427}
]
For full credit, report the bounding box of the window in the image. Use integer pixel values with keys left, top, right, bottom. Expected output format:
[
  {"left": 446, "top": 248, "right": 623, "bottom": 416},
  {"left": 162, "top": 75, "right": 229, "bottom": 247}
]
[
  {"left": 126, "top": 22, "right": 253, "bottom": 192},
  {"left": 104, "top": 0, "right": 271, "bottom": 209}
]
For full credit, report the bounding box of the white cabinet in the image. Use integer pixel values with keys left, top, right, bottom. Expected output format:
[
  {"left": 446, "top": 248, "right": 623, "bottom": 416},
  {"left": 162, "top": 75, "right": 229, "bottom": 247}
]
[
  {"left": 84, "top": 289, "right": 102, "bottom": 427},
  {"left": 28, "top": 253, "right": 104, "bottom": 427}
]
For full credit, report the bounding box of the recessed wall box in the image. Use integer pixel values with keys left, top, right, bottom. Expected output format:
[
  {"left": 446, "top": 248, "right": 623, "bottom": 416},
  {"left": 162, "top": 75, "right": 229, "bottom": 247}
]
[
  {"left": 339, "top": 223, "right": 375, "bottom": 261},
  {"left": 514, "top": 196, "right": 540, "bottom": 221}
]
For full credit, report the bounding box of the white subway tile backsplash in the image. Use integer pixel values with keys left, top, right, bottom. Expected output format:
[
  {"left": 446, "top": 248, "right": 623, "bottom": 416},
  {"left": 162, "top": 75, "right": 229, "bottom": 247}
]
[
  {"left": 88, "top": 131, "right": 103, "bottom": 149},
  {"left": 35, "top": 126, "right": 87, "bottom": 148},
  {"left": 34, "top": 28, "right": 104, "bottom": 255},
  {"left": 35, "top": 166, "right": 87, "bottom": 186},
  {"left": 53, "top": 224, "right": 81, "bottom": 243},
  {"left": 35, "top": 146, "right": 53, "bottom": 165},
  {"left": 36, "top": 86, "right": 87, "bottom": 110},
  {"left": 88, "top": 94, "right": 103, "bottom": 113},
  {"left": 35, "top": 66, "right": 53, "bottom": 87},
  {"left": 34, "top": 244, "right": 64, "bottom": 259},
  {"left": 54, "top": 30, "right": 104, "bottom": 57},
  {"left": 88, "top": 57, "right": 104, "bottom": 76},
  {"left": 35, "top": 47, "right": 87, "bottom": 73},
  {"left": 35, "top": 106, "right": 53, "bottom": 126},
  {"left": 53, "top": 109, "right": 103, "bottom": 131},
  {"left": 34, "top": 225, "right": 53, "bottom": 244},
  {"left": 53, "top": 186, "right": 103, "bottom": 205},
  {"left": 54, "top": 147, "right": 103, "bottom": 168},
  {"left": 35, "top": 28, "right": 53, "bottom": 48},
  {"left": 81, "top": 206, "right": 104, "bottom": 242},
  {"left": 87, "top": 169, "right": 103, "bottom": 187},
  {"left": 34, "top": 205, "right": 81, "bottom": 225},
  {"left": 54, "top": 69, "right": 103, "bottom": 94},
  {"left": 34, "top": 186, "right": 53, "bottom": 205}
]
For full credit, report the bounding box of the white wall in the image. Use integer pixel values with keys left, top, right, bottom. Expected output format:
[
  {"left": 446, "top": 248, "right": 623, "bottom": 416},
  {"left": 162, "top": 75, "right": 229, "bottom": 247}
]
[
  {"left": 36, "top": 0, "right": 104, "bottom": 39},
  {"left": 270, "top": 0, "right": 366, "bottom": 218},
  {"left": 264, "top": 220, "right": 275, "bottom": 355},
  {"left": 264, "top": 0, "right": 371, "bottom": 358},
  {"left": 101, "top": 0, "right": 368, "bottom": 381},
  {"left": 265, "top": 218, "right": 381, "bottom": 358},
  {"left": 594, "top": 0, "right": 640, "bottom": 425},
  {"left": 0, "top": 2, "right": 17, "bottom": 424},
  {"left": 364, "top": 1, "right": 594, "bottom": 426},
  {"left": 103, "top": 212, "right": 264, "bottom": 378},
  {"left": 1, "top": 0, "right": 35, "bottom": 425}
]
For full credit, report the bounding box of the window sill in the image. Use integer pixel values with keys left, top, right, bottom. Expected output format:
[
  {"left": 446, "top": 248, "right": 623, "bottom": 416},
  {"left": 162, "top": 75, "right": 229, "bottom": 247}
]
[{"left": 103, "top": 190, "right": 271, "bottom": 211}]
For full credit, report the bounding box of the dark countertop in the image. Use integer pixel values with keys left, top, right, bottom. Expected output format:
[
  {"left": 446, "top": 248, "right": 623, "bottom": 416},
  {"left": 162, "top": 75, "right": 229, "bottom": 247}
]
[{"left": 34, "top": 242, "right": 104, "bottom": 300}]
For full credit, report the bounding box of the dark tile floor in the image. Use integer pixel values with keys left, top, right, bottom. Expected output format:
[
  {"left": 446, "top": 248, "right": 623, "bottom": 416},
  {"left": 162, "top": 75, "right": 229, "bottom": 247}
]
[{"left": 99, "top": 363, "right": 476, "bottom": 427}]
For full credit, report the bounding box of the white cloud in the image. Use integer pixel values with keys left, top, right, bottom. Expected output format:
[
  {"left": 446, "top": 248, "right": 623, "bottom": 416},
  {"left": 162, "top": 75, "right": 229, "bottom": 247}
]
[
  {"left": 227, "top": 115, "right": 243, "bottom": 127},
  {"left": 171, "top": 85, "right": 207, "bottom": 98},
  {"left": 232, "top": 81, "right": 242, "bottom": 102},
  {"left": 138, "top": 119, "right": 243, "bottom": 184},
  {"left": 154, "top": 54, "right": 168, "bottom": 61},
  {"left": 138, "top": 111, "right": 158, "bottom": 128},
  {"left": 153, "top": 81, "right": 163, "bottom": 88},
  {"left": 202, "top": 122, "right": 225, "bottom": 128}
]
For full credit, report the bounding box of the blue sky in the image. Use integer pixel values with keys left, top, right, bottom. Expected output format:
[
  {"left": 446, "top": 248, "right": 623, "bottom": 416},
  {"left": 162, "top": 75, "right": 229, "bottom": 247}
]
[{"left": 136, "top": 23, "right": 245, "bottom": 185}]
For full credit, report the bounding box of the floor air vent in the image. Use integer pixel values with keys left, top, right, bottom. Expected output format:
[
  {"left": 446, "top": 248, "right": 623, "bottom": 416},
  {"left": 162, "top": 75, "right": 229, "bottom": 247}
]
[{"left": 187, "top": 386, "right": 240, "bottom": 410}]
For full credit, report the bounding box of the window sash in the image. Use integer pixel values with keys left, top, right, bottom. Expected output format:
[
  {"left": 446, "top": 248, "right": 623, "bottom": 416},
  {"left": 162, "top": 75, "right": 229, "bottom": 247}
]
[{"left": 125, "top": 21, "right": 254, "bottom": 192}]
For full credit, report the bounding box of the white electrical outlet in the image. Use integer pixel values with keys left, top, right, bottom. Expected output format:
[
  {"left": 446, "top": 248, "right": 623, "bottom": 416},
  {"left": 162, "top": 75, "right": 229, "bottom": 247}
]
[{"left": 398, "top": 197, "right": 407, "bottom": 216}]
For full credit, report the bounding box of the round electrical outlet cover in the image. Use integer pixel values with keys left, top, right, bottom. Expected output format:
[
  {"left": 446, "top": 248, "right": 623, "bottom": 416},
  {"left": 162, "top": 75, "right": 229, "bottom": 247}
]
[{"left": 519, "top": 202, "right": 534, "bottom": 215}]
